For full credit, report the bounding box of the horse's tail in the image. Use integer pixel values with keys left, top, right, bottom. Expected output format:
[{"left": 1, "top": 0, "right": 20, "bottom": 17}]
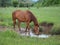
[{"left": 12, "top": 11, "right": 16, "bottom": 24}]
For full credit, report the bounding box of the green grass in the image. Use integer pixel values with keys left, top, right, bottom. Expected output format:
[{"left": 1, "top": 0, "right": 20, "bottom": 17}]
[
  {"left": 0, "top": 7, "right": 60, "bottom": 45},
  {"left": 0, "top": 7, "right": 60, "bottom": 27},
  {"left": 0, "top": 30, "right": 60, "bottom": 45}
]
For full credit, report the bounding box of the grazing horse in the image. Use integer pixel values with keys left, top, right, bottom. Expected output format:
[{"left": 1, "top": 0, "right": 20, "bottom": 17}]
[{"left": 12, "top": 10, "right": 39, "bottom": 35}]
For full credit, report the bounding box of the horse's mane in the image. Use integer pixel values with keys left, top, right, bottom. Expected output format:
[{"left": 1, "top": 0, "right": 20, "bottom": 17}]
[{"left": 27, "top": 10, "right": 39, "bottom": 26}]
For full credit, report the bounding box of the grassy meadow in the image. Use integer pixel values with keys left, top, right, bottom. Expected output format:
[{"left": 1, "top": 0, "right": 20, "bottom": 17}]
[
  {"left": 0, "top": 7, "right": 60, "bottom": 45},
  {"left": 0, "top": 7, "right": 60, "bottom": 27},
  {"left": 0, "top": 30, "right": 60, "bottom": 45}
]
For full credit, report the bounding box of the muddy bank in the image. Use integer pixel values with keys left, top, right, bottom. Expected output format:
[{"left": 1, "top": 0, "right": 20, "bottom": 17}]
[{"left": 0, "top": 26, "right": 51, "bottom": 38}]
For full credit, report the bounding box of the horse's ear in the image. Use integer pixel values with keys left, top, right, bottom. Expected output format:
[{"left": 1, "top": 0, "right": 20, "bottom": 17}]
[
  {"left": 38, "top": 23, "right": 39, "bottom": 27},
  {"left": 35, "top": 24, "right": 39, "bottom": 27}
]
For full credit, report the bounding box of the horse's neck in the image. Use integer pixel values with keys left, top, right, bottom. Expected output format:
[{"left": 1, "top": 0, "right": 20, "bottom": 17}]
[
  {"left": 31, "top": 14, "right": 38, "bottom": 26},
  {"left": 27, "top": 10, "right": 38, "bottom": 26},
  {"left": 32, "top": 18, "right": 38, "bottom": 26}
]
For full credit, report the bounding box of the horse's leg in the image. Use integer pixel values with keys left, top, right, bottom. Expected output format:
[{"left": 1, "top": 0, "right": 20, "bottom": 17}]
[
  {"left": 25, "top": 22, "right": 30, "bottom": 36},
  {"left": 18, "top": 21, "right": 21, "bottom": 31},
  {"left": 13, "top": 19, "right": 16, "bottom": 30}
]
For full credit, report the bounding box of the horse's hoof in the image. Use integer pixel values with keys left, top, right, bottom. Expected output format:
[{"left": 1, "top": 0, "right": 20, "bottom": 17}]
[{"left": 35, "top": 32, "right": 40, "bottom": 35}]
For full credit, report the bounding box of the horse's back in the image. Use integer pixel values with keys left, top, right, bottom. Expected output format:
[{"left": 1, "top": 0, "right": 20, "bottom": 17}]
[{"left": 12, "top": 10, "right": 31, "bottom": 22}]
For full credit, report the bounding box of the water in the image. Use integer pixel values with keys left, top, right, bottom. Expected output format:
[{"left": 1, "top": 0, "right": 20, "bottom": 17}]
[{"left": 20, "top": 28, "right": 51, "bottom": 38}]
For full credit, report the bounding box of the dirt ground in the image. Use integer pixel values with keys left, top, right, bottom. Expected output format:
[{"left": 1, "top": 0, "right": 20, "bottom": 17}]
[
  {"left": 0, "top": 26, "right": 32, "bottom": 34},
  {"left": 0, "top": 26, "right": 51, "bottom": 38},
  {"left": 0, "top": 26, "right": 13, "bottom": 31}
]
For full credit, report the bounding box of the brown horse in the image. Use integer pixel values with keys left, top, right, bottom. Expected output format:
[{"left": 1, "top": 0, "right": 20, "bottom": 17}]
[{"left": 12, "top": 10, "right": 39, "bottom": 35}]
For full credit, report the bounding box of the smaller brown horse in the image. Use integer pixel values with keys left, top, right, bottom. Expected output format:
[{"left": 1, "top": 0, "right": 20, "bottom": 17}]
[{"left": 12, "top": 10, "right": 39, "bottom": 35}]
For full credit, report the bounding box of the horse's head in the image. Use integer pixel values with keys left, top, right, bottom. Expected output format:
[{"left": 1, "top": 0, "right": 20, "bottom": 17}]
[{"left": 34, "top": 24, "right": 40, "bottom": 35}]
